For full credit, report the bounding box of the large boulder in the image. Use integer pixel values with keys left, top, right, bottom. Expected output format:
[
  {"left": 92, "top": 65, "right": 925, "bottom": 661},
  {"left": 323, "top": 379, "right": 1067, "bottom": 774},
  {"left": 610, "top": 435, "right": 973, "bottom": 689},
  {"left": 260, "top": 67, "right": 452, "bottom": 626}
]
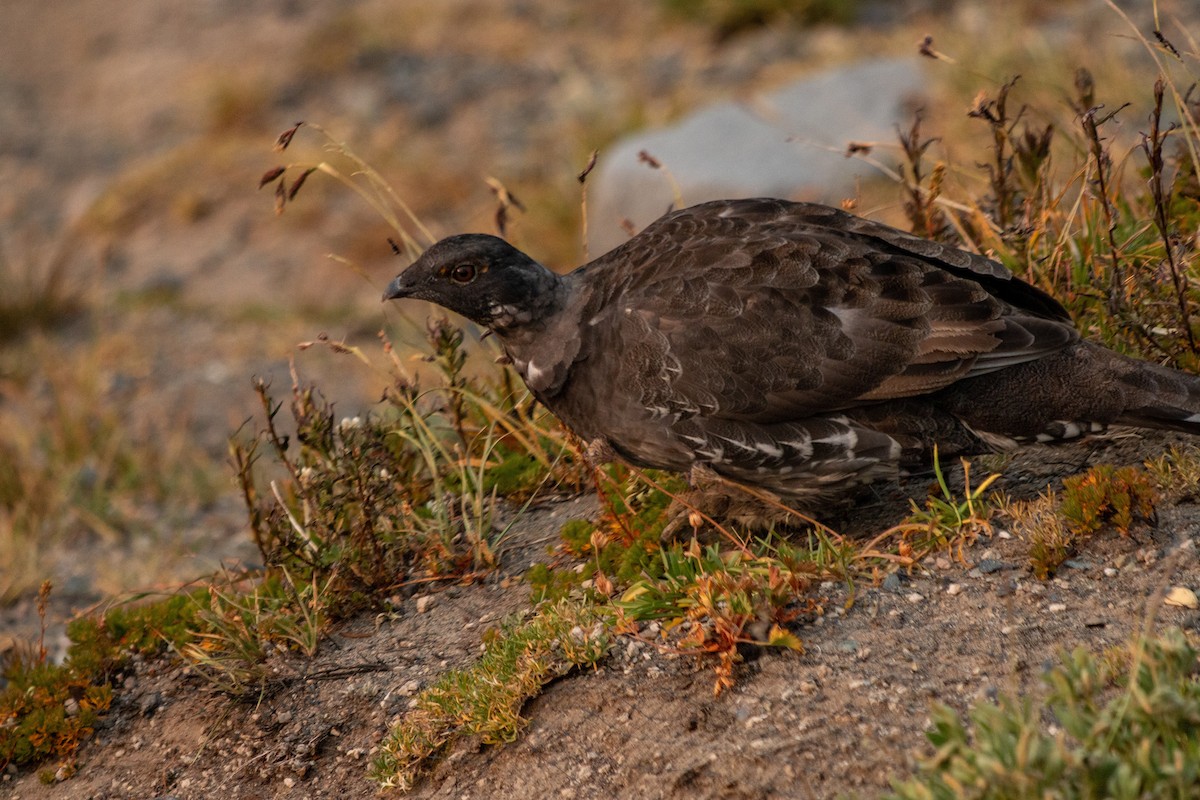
[{"left": 587, "top": 57, "right": 927, "bottom": 254}]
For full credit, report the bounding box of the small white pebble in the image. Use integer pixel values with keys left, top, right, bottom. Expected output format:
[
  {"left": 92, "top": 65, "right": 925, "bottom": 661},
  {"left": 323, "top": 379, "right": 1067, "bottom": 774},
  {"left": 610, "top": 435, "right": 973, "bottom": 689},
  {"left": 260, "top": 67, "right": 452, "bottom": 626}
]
[
  {"left": 1103, "top": 567, "right": 1118, "bottom": 578},
  {"left": 1047, "top": 602, "right": 1067, "bottom": 613},
  {"left": 415, "top": 595, "right": 433, "bottom": 614},
  {"left": 996, "top": 529, "right": 1013, "bottom": 540},
  {"left": 906, "top": 592, "right": 924, "bottom": 604},
  {"left": 946, "top": 583, "right": 963, "bottom": 596}
]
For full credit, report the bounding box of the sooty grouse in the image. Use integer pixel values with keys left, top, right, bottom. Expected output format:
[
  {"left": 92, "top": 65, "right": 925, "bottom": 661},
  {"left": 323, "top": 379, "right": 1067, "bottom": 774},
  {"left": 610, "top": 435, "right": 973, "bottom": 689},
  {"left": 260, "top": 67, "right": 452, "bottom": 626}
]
[{"left": 383, "top": 198, "right": 1200, "bottom": 501}]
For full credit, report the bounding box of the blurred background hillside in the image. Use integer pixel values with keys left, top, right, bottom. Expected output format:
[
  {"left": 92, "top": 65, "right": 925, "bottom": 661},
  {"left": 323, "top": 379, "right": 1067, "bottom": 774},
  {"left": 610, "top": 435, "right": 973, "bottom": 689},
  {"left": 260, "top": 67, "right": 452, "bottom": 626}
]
[{"left": 1, "top": 0, "right": 1195, "bottom": 630}]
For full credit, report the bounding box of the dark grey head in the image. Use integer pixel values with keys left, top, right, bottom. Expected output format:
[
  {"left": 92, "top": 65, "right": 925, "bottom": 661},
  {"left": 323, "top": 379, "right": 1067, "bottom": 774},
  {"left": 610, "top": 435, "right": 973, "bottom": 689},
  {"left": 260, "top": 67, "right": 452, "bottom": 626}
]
[{"left": 383, "top": 234, "right": 563, "bottom": 332}]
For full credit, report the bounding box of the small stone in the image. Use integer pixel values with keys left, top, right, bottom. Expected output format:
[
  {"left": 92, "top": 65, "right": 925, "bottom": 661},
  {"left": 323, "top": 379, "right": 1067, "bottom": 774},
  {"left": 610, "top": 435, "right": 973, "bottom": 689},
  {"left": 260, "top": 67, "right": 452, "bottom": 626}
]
[
  {"left": 934, "top": 557, "right": 951, "bottom": 570},
  {"left": 882, "top": 573, "right": 907, "bottom": 592},
  {"left": 139, "top": 692, "right": 163, "bottom": 717},
  {"left": 1047, "top": 602, "right": 1067, "bottom": 613},
  {"left": 1164, "top": 587, "right": 1199, "bottom": 609},
  {"left": 1103, "top": 567, "right": 1118, "bottom": 578},
  {"left": 63, "top": 698, "right": 80, "bottom": 717},
  {"left": 415, "top": 595, "right": 434, "bottom": 614},
  {"left": 946, "top": 583, "right": 963, "bottom": 596},
  {"left": 1063, "top": 559, "right": 1091, "bottom": 570},
  {"left": 906, "top": 592, "right": 924, "bottom": 604},
  {"left": 996, "top": 529, "right": 1013, "bottom": 540},
  {"left": 977, "top": 559, "right": 1010, "bottom": 574}
]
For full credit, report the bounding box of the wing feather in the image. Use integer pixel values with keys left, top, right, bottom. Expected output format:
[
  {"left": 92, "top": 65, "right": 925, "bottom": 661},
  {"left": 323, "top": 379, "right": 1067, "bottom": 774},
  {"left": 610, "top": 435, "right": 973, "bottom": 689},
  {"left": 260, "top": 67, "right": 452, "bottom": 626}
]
[{"left": 583, "top": 198, "right": 1078, "bottom": 426}]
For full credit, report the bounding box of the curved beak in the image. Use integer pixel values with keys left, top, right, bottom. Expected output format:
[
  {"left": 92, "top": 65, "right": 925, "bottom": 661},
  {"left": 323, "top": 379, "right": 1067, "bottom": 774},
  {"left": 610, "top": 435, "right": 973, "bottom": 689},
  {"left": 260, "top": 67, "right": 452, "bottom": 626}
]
[{"left": 382, "top": 275, "right": 414, "bottom": 302}]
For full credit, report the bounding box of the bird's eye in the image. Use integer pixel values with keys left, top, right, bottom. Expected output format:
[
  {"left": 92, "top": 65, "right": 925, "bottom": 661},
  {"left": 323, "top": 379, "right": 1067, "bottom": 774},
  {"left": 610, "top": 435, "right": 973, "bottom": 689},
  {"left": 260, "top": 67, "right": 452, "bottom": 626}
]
[{"left": 449, "top": 263, "right": 477, "bottom": 285}]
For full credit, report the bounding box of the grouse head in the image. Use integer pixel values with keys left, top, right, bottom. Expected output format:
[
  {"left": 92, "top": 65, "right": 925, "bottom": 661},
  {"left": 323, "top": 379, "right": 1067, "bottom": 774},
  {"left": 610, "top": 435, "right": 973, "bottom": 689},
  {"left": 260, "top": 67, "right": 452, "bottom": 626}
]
[{"left": 383, "top": 234, "right": 565, "bottom": 334}]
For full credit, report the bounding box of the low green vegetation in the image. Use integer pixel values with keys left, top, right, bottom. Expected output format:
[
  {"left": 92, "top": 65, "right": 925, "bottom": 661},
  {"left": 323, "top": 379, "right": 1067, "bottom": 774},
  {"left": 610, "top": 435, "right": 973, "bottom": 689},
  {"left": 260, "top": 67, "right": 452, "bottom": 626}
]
[
  {"left": 1006, "top": 462, "right": 1161, "bottom": 581},
  {"left": 886, "top": 629, "right": 1200, "bottom": 800},
  {"left": 372, "top": 599, "right": 610, "bottom": 791},
  {"left": 0, "top": 584, "right": 198, "bottom": 777}
]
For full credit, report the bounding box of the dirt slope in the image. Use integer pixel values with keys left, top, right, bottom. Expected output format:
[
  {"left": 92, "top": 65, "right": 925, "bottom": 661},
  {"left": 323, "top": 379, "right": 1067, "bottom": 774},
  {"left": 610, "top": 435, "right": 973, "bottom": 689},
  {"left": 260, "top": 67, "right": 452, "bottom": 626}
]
[{"left": 8, "top": 433, "right": 1200, "bottom": 799}]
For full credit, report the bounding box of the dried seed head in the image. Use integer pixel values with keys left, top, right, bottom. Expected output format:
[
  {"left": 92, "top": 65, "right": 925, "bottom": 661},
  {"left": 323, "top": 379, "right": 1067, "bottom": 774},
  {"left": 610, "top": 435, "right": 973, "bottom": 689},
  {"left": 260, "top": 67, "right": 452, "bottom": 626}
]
[
  {"left": 288, "top": 167, "right": 317, "bottom": 200},
  {"left": 637, "top": 150, "right": 662, "bottom": 169},
  {"left": 968, "top": 90, "right": 997, "bottom": 123},
  {"left": 485, "top": 176, "right": 524, "bottom": 238},
  {"left": 258, "top": 166, "right": 286, "bottom": 189},
  {"left": 577, "top": 149, "right": 598, "bottom": 183},
  {"left": 1154, "top": 30, "right": 1180, "bottom": 59},
  {"left": 495, "top": 205, "right": 510, "bottom": 237},
  {"left": 274, "top": 122, "right": 304, "bottom": 152},
  {"left": 1074, "top": 67, "right": 1095, "bottom": 110}
]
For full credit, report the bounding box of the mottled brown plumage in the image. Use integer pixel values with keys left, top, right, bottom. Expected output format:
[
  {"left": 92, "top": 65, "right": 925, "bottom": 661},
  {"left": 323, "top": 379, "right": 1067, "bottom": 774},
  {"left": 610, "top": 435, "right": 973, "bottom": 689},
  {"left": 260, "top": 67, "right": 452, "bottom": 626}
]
[{"left": 383, "top": 198, "right": 1200, "bottom": 500}]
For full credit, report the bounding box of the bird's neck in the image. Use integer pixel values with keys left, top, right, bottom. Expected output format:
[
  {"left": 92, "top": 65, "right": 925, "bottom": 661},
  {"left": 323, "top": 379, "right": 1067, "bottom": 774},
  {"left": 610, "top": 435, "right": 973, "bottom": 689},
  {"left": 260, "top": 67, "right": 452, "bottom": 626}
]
[
  {"left": 488, "top": 268, "right": 572, "bottom": 337},
  {"left": 494, "top": 272, "right": 584, "bottom": 397}
]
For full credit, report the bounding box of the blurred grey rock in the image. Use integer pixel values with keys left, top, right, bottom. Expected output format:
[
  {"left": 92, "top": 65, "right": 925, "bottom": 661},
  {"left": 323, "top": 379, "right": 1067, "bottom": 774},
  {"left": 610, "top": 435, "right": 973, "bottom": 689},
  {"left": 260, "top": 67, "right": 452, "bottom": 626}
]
[{"left": 587, "top": 57, "right": 927, "bottom": 254}]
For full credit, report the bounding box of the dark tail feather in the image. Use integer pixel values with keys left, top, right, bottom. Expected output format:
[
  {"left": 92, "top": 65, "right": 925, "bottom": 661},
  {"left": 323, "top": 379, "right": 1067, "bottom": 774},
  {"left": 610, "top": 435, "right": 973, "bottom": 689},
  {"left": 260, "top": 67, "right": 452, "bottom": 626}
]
[
  {"left": 1111, "top": 350, "right": 1200, "bottom": 435},
  {"left": 935, "top": 342, "right": 1200, "bottom": 442}
]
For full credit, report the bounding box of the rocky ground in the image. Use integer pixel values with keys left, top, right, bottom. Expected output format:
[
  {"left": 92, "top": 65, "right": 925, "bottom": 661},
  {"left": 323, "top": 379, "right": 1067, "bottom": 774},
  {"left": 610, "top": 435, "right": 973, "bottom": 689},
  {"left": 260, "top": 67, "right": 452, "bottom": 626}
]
[
  {"left": 4, "top": 0, "right": 1200, "bottom": 797},
  {"left": 6, "top": 432, "right": 1200, "bottom": 799}
]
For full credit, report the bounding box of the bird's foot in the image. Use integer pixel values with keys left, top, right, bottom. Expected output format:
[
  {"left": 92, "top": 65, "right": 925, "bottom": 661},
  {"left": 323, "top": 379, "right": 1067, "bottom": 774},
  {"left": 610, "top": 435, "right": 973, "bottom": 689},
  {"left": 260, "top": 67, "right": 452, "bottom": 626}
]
[
  {"left": 659, "top": 465, "right": 806, "bottom": 542},
  {"left": 584, "top": 437, "right": 617, "bottom": 468}
]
